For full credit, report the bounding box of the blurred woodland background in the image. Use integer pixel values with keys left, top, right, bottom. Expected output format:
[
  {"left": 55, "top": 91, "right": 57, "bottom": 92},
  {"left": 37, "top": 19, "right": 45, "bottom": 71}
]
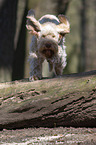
[{"left": 0, "top": 0, "right": 96, "bottom": 82}]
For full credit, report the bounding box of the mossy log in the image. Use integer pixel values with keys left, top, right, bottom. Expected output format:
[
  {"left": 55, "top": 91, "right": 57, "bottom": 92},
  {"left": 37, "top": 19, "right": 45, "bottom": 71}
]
[{"left": 0, "top": 70, "right": 96, "bottom": 130}]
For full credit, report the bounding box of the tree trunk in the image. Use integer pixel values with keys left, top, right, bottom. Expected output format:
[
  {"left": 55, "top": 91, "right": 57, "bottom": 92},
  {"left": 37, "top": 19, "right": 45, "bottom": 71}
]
[
  {"left": 0, "top": 70, "right": 96, "bottom": 130},
  {"left": 0, "top": 0, "right": 18, "bottom": 82},
  {"left": 56, "top": 0, "right": 71, "bottom": 14},
  {"left": 12, "top": 0, "right": 28, "bottom": 81},
  {"left": 80, "top": 0, "right": 96, "bottom": 71}
]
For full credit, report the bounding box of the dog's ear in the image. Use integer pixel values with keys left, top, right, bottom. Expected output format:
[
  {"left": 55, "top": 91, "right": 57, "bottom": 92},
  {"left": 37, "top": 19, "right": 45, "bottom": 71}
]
[
  {"left": 26, "top": 9, "right": 41, "bottom": 36},
  {"left": 57, "top": 15, "right": 70, "bottom": 35}
]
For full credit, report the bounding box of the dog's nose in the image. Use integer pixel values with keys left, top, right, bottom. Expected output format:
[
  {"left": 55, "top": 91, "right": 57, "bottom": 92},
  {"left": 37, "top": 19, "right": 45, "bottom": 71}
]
[{"left": 45, "top": 43, "right": 51, "bottom": 48}]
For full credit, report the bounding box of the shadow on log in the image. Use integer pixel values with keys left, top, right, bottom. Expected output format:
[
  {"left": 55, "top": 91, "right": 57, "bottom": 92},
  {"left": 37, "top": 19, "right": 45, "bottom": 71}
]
[{"left": 0, "top": 70, "right": 96, "bottom": 130}]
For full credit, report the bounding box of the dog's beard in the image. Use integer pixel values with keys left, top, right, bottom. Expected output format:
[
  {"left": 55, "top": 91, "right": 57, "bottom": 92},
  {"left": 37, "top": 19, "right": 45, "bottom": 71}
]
[{"left": 38, "top": 39, "right": 58, "bottom": 58}]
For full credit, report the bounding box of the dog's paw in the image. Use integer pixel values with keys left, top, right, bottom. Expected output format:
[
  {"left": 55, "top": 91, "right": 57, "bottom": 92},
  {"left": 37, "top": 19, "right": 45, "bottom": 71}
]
[{"left": 29, "top": 76, "right": 40, "bottom": 81}]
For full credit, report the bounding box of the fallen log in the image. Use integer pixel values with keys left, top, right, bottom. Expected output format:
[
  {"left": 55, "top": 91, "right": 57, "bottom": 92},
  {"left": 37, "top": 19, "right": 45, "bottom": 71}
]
[{"left": 0, "top": 70, "right": 96, "bottom": 130}]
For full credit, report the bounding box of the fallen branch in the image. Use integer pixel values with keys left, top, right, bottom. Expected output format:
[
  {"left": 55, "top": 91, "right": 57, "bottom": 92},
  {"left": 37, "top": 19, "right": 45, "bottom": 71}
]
[{"left": 0, "top": 70, "right": 96, "bottom": 130}]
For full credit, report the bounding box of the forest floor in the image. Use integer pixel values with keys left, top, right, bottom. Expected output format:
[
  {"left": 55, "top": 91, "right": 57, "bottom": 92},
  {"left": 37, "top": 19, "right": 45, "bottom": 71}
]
[{"left": 0, "top": 127, "right": 96, "bottom": 145}]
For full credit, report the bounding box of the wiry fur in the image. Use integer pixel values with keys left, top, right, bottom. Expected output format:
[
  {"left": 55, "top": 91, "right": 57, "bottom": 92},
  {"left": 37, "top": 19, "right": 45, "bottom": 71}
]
[{"left": 26, "top": 9, "right": 70, "bottom": 81}]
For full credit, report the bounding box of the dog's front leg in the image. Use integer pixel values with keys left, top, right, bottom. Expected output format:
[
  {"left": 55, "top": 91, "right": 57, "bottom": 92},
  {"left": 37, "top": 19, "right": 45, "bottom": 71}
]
[
  {"left": 54, "top": 48, "right": 67, "bottom": 76},
  {"left": 29, "top": 53, "right": 44, "bottom": 81},
  {"left": 54, "top": 63, "right": 64, "bottom": 76}
]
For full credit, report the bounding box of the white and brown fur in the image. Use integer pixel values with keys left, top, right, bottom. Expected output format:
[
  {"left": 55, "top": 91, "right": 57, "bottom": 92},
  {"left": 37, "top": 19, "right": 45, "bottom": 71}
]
[{"left": 26, "top": 9, "right": 70, "bottom": 81}]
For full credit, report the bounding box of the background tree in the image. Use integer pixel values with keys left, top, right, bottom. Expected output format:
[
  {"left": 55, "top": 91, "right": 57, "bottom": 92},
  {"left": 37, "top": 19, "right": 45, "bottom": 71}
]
[
  {"left": 0, "top": 0, "right": 18, "bottom": 82},
  {"left": 55, "top": 0, "right": 71, "bottom": 14},
  {"left": 80, "top": 0, "right": 96, "bottom": 72},
  {"left": 12, "top": 0, "right": 28, "bottom": 81},
  {"left": 0, "top": 0, "right": 27, "bottom": 82}
]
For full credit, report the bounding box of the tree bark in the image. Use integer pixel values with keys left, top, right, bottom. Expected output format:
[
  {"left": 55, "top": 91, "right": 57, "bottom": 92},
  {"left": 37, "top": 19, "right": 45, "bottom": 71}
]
[
  {"left": 0, "top": 70, "right": 96, "bottom": 130},
  {"left": 56, "top": 0, "right": 71, "bottom": 14},
  {"left": 0, "top": 0, "right": 18, "bottom": 82},
  {"left": 80, "top": 0, "right": 96, "bottom": 71},
  {"left": 12, "top": 0, "right": 28, "bottom": 81}
]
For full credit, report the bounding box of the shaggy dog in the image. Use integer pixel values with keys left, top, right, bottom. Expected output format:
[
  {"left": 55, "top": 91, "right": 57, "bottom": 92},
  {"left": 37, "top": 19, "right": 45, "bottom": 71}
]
[{"left": 26, "top": 9, "right": 70, "bottom": 81}]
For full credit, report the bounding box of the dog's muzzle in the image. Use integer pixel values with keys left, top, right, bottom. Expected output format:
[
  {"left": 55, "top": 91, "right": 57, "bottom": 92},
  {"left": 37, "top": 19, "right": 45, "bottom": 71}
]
[
  {"left": 42, "top": 43, "right": 54, "bottom": 58},
  {"left": 39, "top": 41, "right": 58, "bottom": 58}
]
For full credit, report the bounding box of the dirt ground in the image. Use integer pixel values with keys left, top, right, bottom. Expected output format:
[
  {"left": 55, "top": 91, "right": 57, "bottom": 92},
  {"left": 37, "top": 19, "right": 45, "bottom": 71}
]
[{"left": 0, "top": 127, "right": 96, "bottom": 145}]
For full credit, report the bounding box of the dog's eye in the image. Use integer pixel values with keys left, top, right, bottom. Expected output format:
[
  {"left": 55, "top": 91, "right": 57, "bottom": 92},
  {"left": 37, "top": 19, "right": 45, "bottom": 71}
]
[
  {"left": 52, "top": 35, "right": 55, "bottom": 38},
  {"left": 42, "top": 35, "right": 46, "bottom": 38}
]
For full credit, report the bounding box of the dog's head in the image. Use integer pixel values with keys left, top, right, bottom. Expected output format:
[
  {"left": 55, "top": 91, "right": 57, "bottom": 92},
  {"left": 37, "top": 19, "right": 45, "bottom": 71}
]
[{"left": 26, "top": 9, "right": 70, "bottom": 58}]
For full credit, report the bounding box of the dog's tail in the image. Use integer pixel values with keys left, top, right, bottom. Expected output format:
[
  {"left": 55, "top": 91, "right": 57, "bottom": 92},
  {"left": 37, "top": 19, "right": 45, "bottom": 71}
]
[{"left": 27, "top": 9, "right": 35, "bottom": 17}]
